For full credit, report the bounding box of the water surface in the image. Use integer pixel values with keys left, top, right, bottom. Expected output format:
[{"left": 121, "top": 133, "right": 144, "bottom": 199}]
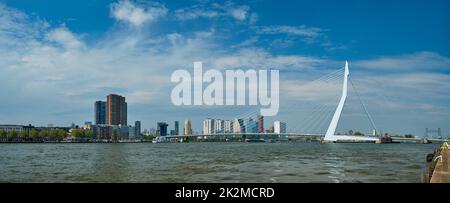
[{"left": 0, "top": 142, "right": 438, "bottom": 183}]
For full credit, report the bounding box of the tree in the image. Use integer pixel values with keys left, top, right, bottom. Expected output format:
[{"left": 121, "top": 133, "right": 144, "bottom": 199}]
[
  {"left": 78, "top": 129, "right": 85, "bottom": 138},
  {"left": 85, "top": 130, "right": 94, "bottom": 139},
  {"left": 30, "top": 129, "right": 38, "bottom": 140},
  {"left": 19, "top": 130, "right": 28, "bottom": 140},
  {"left": 143, "top": 135, "right": 154, "bottom": 141},
  {"left": 404, "top": 134, "right": 415, "bottom": 138},
  {"left": 58, "top": 129, "right": 67, "bottom": 140},
  {"left": 39, "top": 130, "right": 48, "bottom": 139},
  {"left": 49, "top": 129, "right": 59, "bottom": 141},
  {"left": 71, "top": 129, "right": 85, "bottom": 138},
  {"left": 8, "top": 130, "right": 17, "bottom": 140},
  {"left": 354, "top": 132, "right": 365, "bottom": 136},
  {"left": 0, "top": 129, "right": 6, "bottom": 138}
]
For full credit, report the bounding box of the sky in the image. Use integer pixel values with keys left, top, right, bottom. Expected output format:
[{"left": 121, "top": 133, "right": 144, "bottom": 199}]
[{"left": 0, "top": 0, "right": 449, "bottom": 136}]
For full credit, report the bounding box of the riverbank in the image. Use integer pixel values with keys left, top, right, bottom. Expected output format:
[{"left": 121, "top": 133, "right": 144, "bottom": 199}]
[{"left": 422, "top": 142, "right": 450, "bottom": 183}]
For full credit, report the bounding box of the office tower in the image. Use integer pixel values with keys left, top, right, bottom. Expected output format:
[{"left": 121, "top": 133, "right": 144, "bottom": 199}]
[
  {"left": 274, "top": 121, "right": 286, "bottom": 134},
  {"left": 184, "top": 120, "right": 192, "bottom": 135},
  {"left": 224, "top": 120, "right": 233, "bottom": 133},
  {"left": 107, "top": 94, "right": 127, "bottom": 126},
  {"left": 245, "top": 118, "right": 257, "bottom": 133},
  {"left": 174, "top": 121, "right": 179, "bottom": 135},
  {"left": 93, "top": 125, "right": 112, "bottom": 140},
  {"left": 157, "top": 122, "right": 169, "bottom": 136},
  {"left": 214, "top": 119, "right": 224, "bottom": 134},
  {"left": 203, "top": 118, "right": 215, "bottom": 134},
  {"left": 94, "top": 101, "right": 107, "bottom": 125},
  {"left": 118, "top": 125, "right": 129, "bottom": 140},
  {"left": 257, "top": 115, "right": 264, "bottom": 133},
  {"left": 233, "top": 118, "right": 245, "bottom": 133},
  {"left": 135, "top": 121, "right": 141, "bottom": 138},
  {"left": 128, "top": 126, "right": 136, "bottom": 139}
]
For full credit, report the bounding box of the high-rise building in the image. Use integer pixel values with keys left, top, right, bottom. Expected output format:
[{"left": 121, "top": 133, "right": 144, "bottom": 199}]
[
  {"left": 128, "top": 126, "right": 136, "bottom": 139},
  {"left": 245, "top": 118, "right": 257, "bottom": 133},
  {"left": 174, "top": 121, "right": 179, "bottom": 135},
  {"left": 214, "top": 119, "right": 224, "bottom": 134},
  {"left": 94, "top": 101, "right": 107, "bottom": 125},
  {"left": 274, "top": 121, "right": 286, "bottom": 134},
  {"left": 203, "top": 118, "right": 215, "bottom": 134},
  {"left": 107, "top": 94, "right": 127, "bottom": 126},
  {"left": 233, "top": 118, "right": 245, "bottom": 133},
  {"left": 157, "top": 122, "right": 169, "bottom": 136},
  {"left": 257, "top": 115, "right": 264, "bottom": 133},
  {"left": 93, "top": 125, "right": 113, "bottom": 140},
  {"left": 120, "top": 125, "right": 129, "bottom": 140},
  {"left": 224, "top": 120, "right": 233, "bottom": 133},
  {"left": 184, "top": 120, "right": 192, "bottom": 135},
  {"left": 135, "top": 121, "right": 141, "bottom": 138}
]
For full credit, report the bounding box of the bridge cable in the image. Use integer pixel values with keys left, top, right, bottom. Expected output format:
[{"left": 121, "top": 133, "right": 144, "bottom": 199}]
[{"left": 349, "top": 77, "right": 378, "bottom": 135}]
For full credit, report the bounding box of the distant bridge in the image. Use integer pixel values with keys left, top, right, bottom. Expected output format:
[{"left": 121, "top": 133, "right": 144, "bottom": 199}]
[{"left": 390, "top": 137, "right": 449, "bottom": 143}]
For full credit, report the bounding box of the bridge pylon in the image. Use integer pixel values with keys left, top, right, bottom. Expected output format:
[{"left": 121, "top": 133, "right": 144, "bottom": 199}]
[{"left": 323, "top": 61, "right": 379, "bottom": 143}]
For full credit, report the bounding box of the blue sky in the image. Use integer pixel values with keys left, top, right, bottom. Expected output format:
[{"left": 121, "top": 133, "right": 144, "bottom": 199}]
[
  {"left": 4, "top": 0, "right": 450, "bottom": 58},
  {"left": 0, "top": 0, "right": 449, "bottom": 136}
]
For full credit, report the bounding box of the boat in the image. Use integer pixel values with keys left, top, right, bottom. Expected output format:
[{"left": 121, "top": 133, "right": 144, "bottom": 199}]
[
  {"left": 376, "top": 137, "right": 400, "bottom": 144},
  {"left": 245, "top": 139, "right": 266, "bottom": 143},
  {"left": 420, "top": 138, "right": 432, "bottom": 144}
]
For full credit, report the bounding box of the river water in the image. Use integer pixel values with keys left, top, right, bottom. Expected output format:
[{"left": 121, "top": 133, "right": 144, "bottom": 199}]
[{"left": 0, "top": 142, "right": 439, "bottom": 183}]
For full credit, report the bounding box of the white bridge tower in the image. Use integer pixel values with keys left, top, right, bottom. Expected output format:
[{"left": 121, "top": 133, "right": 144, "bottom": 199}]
[{"left": 323, "top": 61, "right": 379, "bottom": 143}]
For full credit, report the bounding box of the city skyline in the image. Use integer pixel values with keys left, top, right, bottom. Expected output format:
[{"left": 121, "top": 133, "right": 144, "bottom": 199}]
[{"left": 0, "top": 0, "right": 449, "bottom": 136}]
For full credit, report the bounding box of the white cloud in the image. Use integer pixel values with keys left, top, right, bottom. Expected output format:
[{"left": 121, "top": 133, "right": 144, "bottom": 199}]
[
  {"left": 208, "top": 48, "right": 326, "bottom": 71},
  {"left": 109, "top": 0, "right": 167, "bottom": 27},
  {"left": 253, "top": 25, "right": 334, "bottom": 48},
  {"left": 166, "top": 33, "right": 183, "bottom": 45},
  {"left": 45, "top": 26, "right": 83, "bottom": 49},
  {"left": 0, "top": 3, "right": 48, "bottom": 48},
  {"left": 255, "top": 25, "right": 324, "bottom": 38},
  {"left": 174, "top": 2, "right": 253, "bottom": 23},
  {"left": 174, "top": 6, "right": 219, "bottom": 20},
  {"left": 228, "top": 5, "right": 249, "bottom": 21},
  {"left": 354, "top": 51, "right": 450, "bottom": 71}
]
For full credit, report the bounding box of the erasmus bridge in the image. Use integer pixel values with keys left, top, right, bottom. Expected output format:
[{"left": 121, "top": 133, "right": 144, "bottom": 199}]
[{"left": 162, "top": 62, "right": 448, "bottom": 143}]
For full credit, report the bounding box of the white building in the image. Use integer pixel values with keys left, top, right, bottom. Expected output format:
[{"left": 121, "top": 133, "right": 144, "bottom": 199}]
[
  {"left": 184, "top": 120, "right": 192, "bottom": 135},
  {"left": 214, "top": 119, "right": 224, "bottom": 134},
  {"left": 274, "top": 121, "right": 286, "bottom": 134},
  {"left": 203, "top": 118, "right": 215, "bottom": 134},
  {"left": 233, "top": 118, "right": 244, "bottom": 133},
  {"left": 224, "top": 120, "right": 233, "bottom": 133},
  {"left": 0, "top": 125, "right": 24, "bottom": 133}
]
